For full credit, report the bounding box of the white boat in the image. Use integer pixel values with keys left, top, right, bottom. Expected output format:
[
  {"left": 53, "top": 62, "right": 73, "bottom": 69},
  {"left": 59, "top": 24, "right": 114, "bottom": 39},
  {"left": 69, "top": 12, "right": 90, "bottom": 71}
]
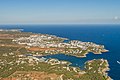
[{"left": 117, "top": 61, "right": 120, "bottom": 64}]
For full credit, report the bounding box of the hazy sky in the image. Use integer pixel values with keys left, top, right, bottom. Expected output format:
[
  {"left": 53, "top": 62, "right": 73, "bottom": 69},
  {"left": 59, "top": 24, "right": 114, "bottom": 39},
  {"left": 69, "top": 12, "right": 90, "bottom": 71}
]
[{"left": 0, "top": 0, "right": 120, "bottom": 24}]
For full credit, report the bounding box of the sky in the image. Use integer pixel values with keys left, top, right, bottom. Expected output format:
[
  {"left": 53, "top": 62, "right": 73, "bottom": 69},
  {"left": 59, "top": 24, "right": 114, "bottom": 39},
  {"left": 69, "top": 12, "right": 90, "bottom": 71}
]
[{"left": 0, "top": 0, "right": 120, "bottom": 24}]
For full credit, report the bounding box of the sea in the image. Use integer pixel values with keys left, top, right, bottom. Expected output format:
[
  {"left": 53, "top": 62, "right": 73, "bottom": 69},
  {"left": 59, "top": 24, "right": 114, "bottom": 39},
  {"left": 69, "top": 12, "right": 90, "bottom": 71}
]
[{"left": 0, "top": 24, "right": 120, "bottom": 80}]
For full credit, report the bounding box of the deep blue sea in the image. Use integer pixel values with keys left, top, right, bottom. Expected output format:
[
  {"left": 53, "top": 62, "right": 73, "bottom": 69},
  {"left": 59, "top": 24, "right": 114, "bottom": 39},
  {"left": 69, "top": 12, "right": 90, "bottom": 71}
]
[{"left": 0, "top": 24, "right": 120, "bottom": 80}]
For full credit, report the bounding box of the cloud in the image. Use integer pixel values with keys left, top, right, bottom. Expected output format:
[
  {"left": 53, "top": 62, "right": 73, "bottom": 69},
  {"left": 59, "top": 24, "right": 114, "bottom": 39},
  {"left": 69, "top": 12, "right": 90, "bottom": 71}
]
[{"left": 114, "top": 16, "right": 119, "bottom": 20}]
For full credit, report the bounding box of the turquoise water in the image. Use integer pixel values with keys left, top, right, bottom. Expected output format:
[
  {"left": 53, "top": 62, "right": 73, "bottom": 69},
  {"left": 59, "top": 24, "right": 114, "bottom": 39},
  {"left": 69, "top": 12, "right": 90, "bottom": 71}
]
[{"left": 1, "top": 24, "right": 120, "bottom": 80}]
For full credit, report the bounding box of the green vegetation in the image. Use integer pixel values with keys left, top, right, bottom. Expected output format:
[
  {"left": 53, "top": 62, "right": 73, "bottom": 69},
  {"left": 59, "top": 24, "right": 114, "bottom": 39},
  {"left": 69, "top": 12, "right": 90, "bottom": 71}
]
[{"left": 0, "top": 31, "right": 111, "bottom": 80}]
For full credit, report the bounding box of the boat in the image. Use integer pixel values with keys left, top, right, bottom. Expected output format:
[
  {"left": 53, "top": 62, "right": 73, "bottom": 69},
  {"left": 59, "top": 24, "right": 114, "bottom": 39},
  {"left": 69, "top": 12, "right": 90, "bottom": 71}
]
[{"left": 117, "top": 61, "right": 120, "bottom": 64}]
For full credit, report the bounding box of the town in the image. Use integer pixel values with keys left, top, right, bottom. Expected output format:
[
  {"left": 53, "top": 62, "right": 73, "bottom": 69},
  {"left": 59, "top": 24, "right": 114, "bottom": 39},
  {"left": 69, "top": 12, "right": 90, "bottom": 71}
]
[{"left": 13, "top": 34, "right": 108, "bottom": 57}]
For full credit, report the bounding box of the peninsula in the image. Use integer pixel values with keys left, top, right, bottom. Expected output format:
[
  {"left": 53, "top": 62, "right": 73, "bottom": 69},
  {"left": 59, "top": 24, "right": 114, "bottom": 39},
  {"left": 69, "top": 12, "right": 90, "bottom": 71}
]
[{"left": 0, "top": 29, "right": 111, "bottom": 80}]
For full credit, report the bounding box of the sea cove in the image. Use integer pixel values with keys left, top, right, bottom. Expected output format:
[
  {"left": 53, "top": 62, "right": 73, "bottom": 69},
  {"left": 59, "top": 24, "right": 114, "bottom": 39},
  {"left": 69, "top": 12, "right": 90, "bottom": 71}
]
[{"left": 0, "top": 25, "right": 120, "bottom": 79}]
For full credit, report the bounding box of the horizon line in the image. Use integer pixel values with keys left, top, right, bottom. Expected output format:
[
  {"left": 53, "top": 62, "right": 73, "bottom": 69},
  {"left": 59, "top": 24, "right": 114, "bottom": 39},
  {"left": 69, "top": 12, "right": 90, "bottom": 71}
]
[{"left": 0, "top": 23, "right": 120, "bottom": 25}]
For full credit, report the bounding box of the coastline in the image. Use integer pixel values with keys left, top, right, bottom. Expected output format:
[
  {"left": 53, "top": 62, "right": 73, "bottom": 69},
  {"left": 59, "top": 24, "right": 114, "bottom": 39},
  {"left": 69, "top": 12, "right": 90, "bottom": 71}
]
[{"left": 0, "top": 29, "right": 111, "bottom": 79}]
